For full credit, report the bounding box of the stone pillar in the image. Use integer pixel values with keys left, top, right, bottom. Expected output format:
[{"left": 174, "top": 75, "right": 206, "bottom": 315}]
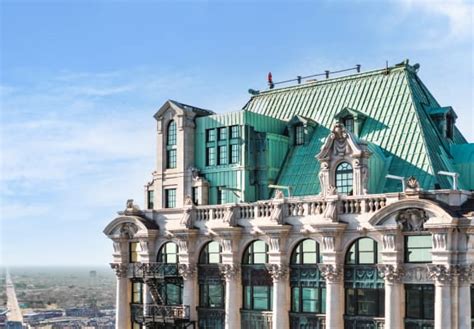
[
  {"left": 456, "top": 265, "right": 472, "bottom": 329},
  {"left": 179, "top": 264, "right": 198, "bottom": 321},
  {"left": 378, "top": 265, "right": 404, "bottom": 329},
  {"left": 220, "top": 264, "right": 241, "bottom": 329},
  {"left": 267, "top": 264, "right": 289, "bottom": 329},
  {"left": 111, "top": 263, "right": 131, "bottom": 329},
  {"left": 319, "top": 264, "right": 344, "bottom": 329},
  {"left": 428, "top": 265, "right": 453, "bottom": 329}
]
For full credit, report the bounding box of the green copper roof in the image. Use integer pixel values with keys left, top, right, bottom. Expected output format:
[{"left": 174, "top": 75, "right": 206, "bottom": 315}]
[{"left": 243, "top": 62, "right": 470, "bottom": 194}]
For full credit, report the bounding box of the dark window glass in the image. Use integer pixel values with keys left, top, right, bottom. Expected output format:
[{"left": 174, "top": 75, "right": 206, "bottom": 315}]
[
  {"left": 158, "top": 242, "right": 178, "bottom": 264},
  {"left": 291, "top": 239, "right": 320, "bottom": 264},
  {"left": 345, "top": 288, "right": 384, "bottom": 317},
  {"left": 335, "top": 162, "right": 353, "bottom": 195},
  {"left": 200, "top": 284, "right": 224, "bottom": 308},
  {"left": 167, "top": 149, "right": 177, "bottom": 169},
  {"left": 345, "top": 238, "right": 378, "bottom": 265},
  {"left": 206, "top": 147, "right": 215, "bottom": 166},
  {"left": 446, "top": 115, "right": 454, "bottom": 139},
  {"left": 217, "top": 188, "right": 226, "bottom": 205},
  {"left": 295, "top": 125, "right": 304, "bottom": 145},
  {"left": 405, "top": 235, "right": 432, "bottom": 263},
  {"left": 192, "top": 187, "right": 199, "bottom": 205},
  {"left": 131, "top": 281, "right": 143, "bottom": 303},
  {"left": 244, "top": 286, "right": 272, "bottom": 310},
  {"left": 230, "top": 144, "right": 240, "bottom": 164},
  {"left": 405, "top": 284, "right": 434, "bottom": 320},
  {"left": 218, "top": 127, "right": 227, "bottom": 140},
  {"left": 230, "top": 125, "right": 240, "bottom": 139},
  {"left": 471, "top": 285, "right": 473, "bottom": 320},
  {"left": 243, "top": 240, "right": 269, "bottom": 264},
  {"left": 147, "top": 190, "right": 154, "bottom": 209},
  {"left": 206, "top": 129, "right": 216, "bottom": 142},
  {"left": 343, "top": 116, "right": 354, "bottom": 133},
  {"left": 167, "top": 121, "right": 177, "bottom": 146},
  {"left": 218, "top": 145, "right": 227, "bottom": 165},
  {"left": 165, "top": 189, "right": 176, "bottom": 208},
  {"left": 164, "top": 282, "right": 182, "bottom": 305},
  {"left": 199, "top": 241, "right": 221, "bottom": 264},
  {"left": 129, "top": 242, "right": 140, "bottom": 263}
]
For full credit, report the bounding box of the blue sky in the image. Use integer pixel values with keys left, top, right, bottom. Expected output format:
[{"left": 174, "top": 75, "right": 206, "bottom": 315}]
[{"left": 1, "top": 0, "right": 472, "bottom": 266}]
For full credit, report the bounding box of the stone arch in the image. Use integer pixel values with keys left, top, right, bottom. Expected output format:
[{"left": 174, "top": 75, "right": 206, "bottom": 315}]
[
  {"left": 240, "top": 238, "right": 270, "bottom": 264},
  {"left": 103, "top": 215, "right": 158, "bottom": 240},
  {"left": 341, "top": 234, "right": 382, "bottom": 257},
  {"left": 287, "top": 237, "right": 323, "bottom": 262}
]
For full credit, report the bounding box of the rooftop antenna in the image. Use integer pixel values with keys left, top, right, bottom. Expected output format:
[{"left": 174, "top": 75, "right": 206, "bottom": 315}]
[{"left": 384, "top": 60, "right": 389, "bottom": 75}]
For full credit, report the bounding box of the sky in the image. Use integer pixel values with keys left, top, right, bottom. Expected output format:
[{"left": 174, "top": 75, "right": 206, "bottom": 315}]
[{"left": 0, "top": 0, "right": 473, "bottom": 266}]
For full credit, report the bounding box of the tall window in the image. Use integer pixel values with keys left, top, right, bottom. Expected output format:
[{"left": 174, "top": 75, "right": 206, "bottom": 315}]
[
  {"left": 230, "top": 125, "right": 240, "bottom": 139},
  {"left": 295, "top": 125, "right": 304, "bottom": 145},
  {"left": 242, "top": 241, "right": 272, "bottom": 312},
  {"left": 147, "top": 190, "right": 154, "bottom": 209},
  {"left": 230, "top": 144, "right": 240, "bottom": 164},
  {"left": 157, "top": 242, "right": 182, "bottom": 306},
  {"left": 131, "top": 281, "right": 143, "bottom": 304},
  {"left": 344, "top": 238, "right": 384, "bottom": 322},
  {"left": 198, "top": 242, "right": 224, "bottom": 308},
  {"left": 218, "top": 145, "right": 227, "bottom": 165},
  {"left": 290, "top": 239, "right": 325, "bottom": 319},
  {"left": 335, "top": 162, "right": 353, "bottom": 195},
  {"left": 166, "top": 121, "right": 177, "bottom": 169},
  {"left": 405, "top": 235, "right": 432, "bottom": 263},
  {"left": 217, "top": 188, "right": 226, "bottom": 205},
  {"left": 165, "top": 188, "right": 176, "bottom": 208},
  {"left": 405, "top": 284, "right": 434, "bottom": 327},
  {"left": 218, "top": 127, "right": 227, "bottom": 140},
  {"left": 129, "top": 242, "right": 140, "bottom": 263},
  {"left": 343, "top": 116, "right": 354, "bottom": 133},
  {"left": 206, "top": 129, "right": 216, "bottom": 142},
  {"left": 206, "top": 147, "right": 216, "bottom": 166}
]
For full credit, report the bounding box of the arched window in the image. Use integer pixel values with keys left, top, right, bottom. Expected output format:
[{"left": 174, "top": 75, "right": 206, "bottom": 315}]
[
  {"left": 335, "top": 162, "right": 353, "bottom": 195},
  {"left": 198, "top": 241, "right": 225, "bottom": 328},
  {"left": 157, "top": 242, "right": 182, "bottom": 306},
  {"left": 241, "top": 240, "right": 272, "bottom": 327},
  {"left": 166, "top": 120, "right": 177, "bottom": 169},
  {"left": 344, "top": 238, "right": 384, "bottom": 326},
  {"left": 290, "top": 239, "right": 325, "bottom": 328}
]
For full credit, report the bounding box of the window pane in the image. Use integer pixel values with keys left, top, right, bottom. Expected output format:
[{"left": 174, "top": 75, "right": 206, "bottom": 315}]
[
  {"left": 218, "top": 127, "right": 227, "bottom": 140},
  {"left": 208, "top": 285, "right": 223, "bottom": 307},
  {"left": 253, "top": 286, "right": 270, "bottom": 310},
  {"left": 321, "top": 288, "right": 326, "bottom": 314},
  {"left": 346, "top": 288, "right": 356, "bottom": 315},
  {"left": 166, "top": 283, "right": 181, "bottom": 305},
  {"left": 206, "top": 129, "right": 216, "bottom": 142},
  {"left": 208, "top": 241, "right": 219, "bottom": 253},
  {"left": 357, "top": 289, "right": 378, "bottom": 316},
  {"left": 167, "top": 121, "right": 177, "bottom": 145},
  {"left": 218, "top": 145, "right": 227, "bottom": 165},
  {"left": 253, "top": 241, "right": 266, "bottom": 252},
  {"left": 406, "top": 285, "right": 422, "bottom": 318},
  {"left": 206, "top": 147, "right": 215, "bottom": 166},
  {"left": 244, "top": 286, "right": 251, "bottom": 309},
  {"left": 302, "top": 288, "right": 317, "bottom": 312},
  {"left": 423, "top": 285, "right": 435, "bottom": 319},
  {"left": 359, "top": 251, "right": 375, "bottom": 264},
  {"left": 292, "top": 287, "right": 300, "bottom": 312},
  {"left": 335, "top": 162, "right": 353, "bottom": 195},
  {"left": 208, "top": 253, "right": 220, "bottom": 264},
  {"left": 406, "top": 236, "right": 432, "bottom": 263},
  {"left": 303, "top": 252, "right": 317, "bottom": 264},
  {"left": 253, "top": 253, "right": 267, "bottom": 264},
  {"left": 230, "top": 125, "right": 240, "bottom": 139},
  {"left": 147, "top": 190, "right": 154, "bottom": 209}
]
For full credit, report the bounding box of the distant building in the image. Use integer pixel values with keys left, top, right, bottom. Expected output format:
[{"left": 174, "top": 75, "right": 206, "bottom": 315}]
[{"left": 104, "top": 61, "right": 474, "bottom": 329}]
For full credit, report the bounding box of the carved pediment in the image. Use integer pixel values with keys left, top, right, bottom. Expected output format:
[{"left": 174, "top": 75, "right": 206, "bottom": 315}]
[
  {"left": 316, "top": 123, "right": 370, "bottom": 161},
  {"left": 396, "top": 208, "right": 428, "bottom": 232}
]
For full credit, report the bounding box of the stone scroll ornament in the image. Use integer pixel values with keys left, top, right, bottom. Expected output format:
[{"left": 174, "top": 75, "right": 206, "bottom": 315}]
[
  {"left": 218, "top": 264, "right": 240, "bottom": 280},
  {"left": 178, "top": 264, "right": 196, "bottom": 280},
  {"left": 318, "top": 264, "right": 343, "bottom": 283},
  {"left": 396, "top": 208, "right": 428, "bottom": 232},
  {"left": 266, "top": 264, "right": 289, "bottom": 281},
  {"left": 110, "top": 263, "right": 128, "bottom": 278},
  {"left": 377, "top": 264, "right": 405, "bottom": 283}
]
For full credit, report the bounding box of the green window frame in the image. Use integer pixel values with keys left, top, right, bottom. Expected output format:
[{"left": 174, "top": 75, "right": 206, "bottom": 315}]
[
  {"left": 200, "top": 284, "right": 224, "bottom": 308},
  {"left": 217, "top": 188, "right": 226, "bottom": 205},
  {"left": 199, "top": 241, "right": 222, "bottom": 264},
  {"left": 243, "top": 240, "right": 269, "bottom": 264},
  {"left": 167, "top": 149, "right": 177, "bottom": 169},
  {"left": 345, "top": 287, "right": 384, "bottom": 317},
  {"left": 163, "top": 282, "right": 183, "bottom": 305},
  {"left": 147, "top": 190, "right": 154, "bottom": 209},
  {"left": 166, "top": 120, "right": 177, "bottom": 169},
  {"left": 230, "top": 144, "right": 240, "bottom": 164},
  {"left": 405, "top": 235, "right": 432, "bottom": 263},
  {"left": 405, "top": 284, "right": 434, "bottom": 320},
  {"left": 291, "top": 239, "right": 320, "bottom": 264},
  {"left": 167, "top": 120, "right": 177, "bottom": 145},
  {"left": 218, "top": 127, "right": 227, "bottom": 140},
  {"left": 295, "top": 124, "right": 304, "bottom": 145},
  {"left": 343, "top": 116, "right": 354, "bottom": 133},
  {"left": 244, "top": 285, "right": 272, "bottom": 311},
  {"left": 206, "top": 129, "right": 216, "bottom": 142},
  {"left": 218, "top": 145, "right": 227, "bottom": 165},
  {"left": 230, "top": 125, "right": 240, "bottom": 139},
  {"left": 165, "top": 188, "right": 176, "bottom": 208},
  {"left": 335, "top": 162, "right": 353, "bottom": 195},
  {"left": 345, "top": 238, "right": 378, "bottom": 265},
  {"left": 129, "top": 242, "right": 140, "bottom": 263},
  {"left": 131, "top": 281, "right": 143, "bottom": 304},
  {"left": 158, "top": 242, "right": 179, "bottom": 264},
  {"left": 206, "top": 147, "right": 216, "bottom": 166},
  {"left": 292, "top": 286, "right": 326, "bottom": 314}
]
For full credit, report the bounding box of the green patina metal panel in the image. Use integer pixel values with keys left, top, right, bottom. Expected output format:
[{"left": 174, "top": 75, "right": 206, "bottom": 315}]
[{"left": 451, "top": 143, "right": 474, "bottom": 190}]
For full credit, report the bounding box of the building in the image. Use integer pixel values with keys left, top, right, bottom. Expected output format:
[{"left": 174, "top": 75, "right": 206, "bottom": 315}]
[{"left": 103, "top": 60, "right": 474, "bottom": 329}]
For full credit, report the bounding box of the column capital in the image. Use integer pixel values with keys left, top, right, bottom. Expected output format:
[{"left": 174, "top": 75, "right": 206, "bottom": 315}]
[
  {"left": 218, "top": 264, "right": 241, "bottom": 281},
  {"left": 266, "top": 264, "right": 289, "bottom": 281},
  {"left": 110, "top": 263, "right": 128, "bottom": 278},
  {"left": 377, "top": 264, "right": 405, "bottom": 283},
  {"left": 178, "top": 263, "right": 196, "bottom": 280},
  {"left": 318, "top": 264, "right": 343, "bottom": 283},
  {"left": 427, "top": 264, "right": 456, "bottom": 284},
  {"left": 452, "top": 264, "right": 473, "bottom": 283}
]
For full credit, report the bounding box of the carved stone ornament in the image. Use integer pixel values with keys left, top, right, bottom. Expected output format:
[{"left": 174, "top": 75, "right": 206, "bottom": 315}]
[
  {"left": 377, "top": 264, "right": 405, "bottom": 283},
  {"left": 274, "top": 189, "right": 284, "bottom": 199},
  {"left": 266, "top": 264, "right": 289, "bottom": 281},
  {"left": 123, "top": 199, "right": 143, "bottom": 216},
  {"left": 427, "top": 264, "right": 455, "bottom": 283},
  {"left": 452, "top": 265, "right": 473, "bottom": 283},
  {"left": 396, "top": 208, "right": 428, "bottom": 232},
  {"left": 223, "top": 205, "right": 238, "bottom": 227},
  {"left": 110, "top": 263, "right": 128, "bottom": 278},
  {"left": 318, "top": 264, "right": 343, "bottom": 283},
  {"left": 322, "top": 236, "right": 335, "bottom": 252},
  {"left": 219, "top": 264, "right": 240, "bottom": 280},
  {"left": 382, "top": 234, "right": 396, "bottom": 251},
  {"left": 177, "top": 239, "right": 188, "bottom": 253},
  {"left": 221, "top": 239, "right": 232, "bottom": 253},
  {"left": 404, "top": 266, "right": 430, "bottom": 283},
  {"left": 432, "top": 233, "right": 447, "bottom": 250},
  {"left": 180, "top": 206, "right": 195, "bottom": 229},
  {"left": 405, "top": 176, "right": 420, "bottom": 192},
  {"left": 269, "top": 238, "right": 280, "bottom": 252},
  {"left": 178, "top": 264, "right": 196, "bottom": 280},
  {"left": 322, "top": 197, "right": 338, "bottom": 222},
  {"left": 184, "top": 195, "right": 194, "bottom": 206},
  {"left": 119, "top": 223, "right": 138, "bottom": 239}
]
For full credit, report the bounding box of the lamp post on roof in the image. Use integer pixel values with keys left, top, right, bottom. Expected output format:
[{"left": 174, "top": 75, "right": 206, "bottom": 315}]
[{"left": 437, "top": 171, "right": 459, "bottom": 190}]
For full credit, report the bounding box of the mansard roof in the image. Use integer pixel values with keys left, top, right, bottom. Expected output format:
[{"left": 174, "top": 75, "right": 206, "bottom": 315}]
[{"left": 243, "top": 61, "right": 471, "bottom": 194}]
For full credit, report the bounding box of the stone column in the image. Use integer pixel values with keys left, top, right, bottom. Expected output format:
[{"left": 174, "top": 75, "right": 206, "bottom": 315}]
[
  {"left": 179, "top": 264, "right": 198, "bottom": 321},
  {"left": 378, "top": 264, "right": 404, "bottom": 329},
  {"left": 456, "top": 265, "right": 472, "bottom": 328},
  {"left": 428, "top": 265, "right": 453, "bottom": 329},
  {"left": 267, "top": 264, "right": 289, "bottom": 329},
  {"left": 319, "top": 264, "right": 344, "bottom": 329},
  {"left": 220, "top": 264, "right": 241, "bottom": 329},
  {"left": 111, "top": 263, "right": 131, "bottom": 329}
]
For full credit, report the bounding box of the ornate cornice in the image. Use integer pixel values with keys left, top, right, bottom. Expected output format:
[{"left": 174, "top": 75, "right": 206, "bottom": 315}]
[
  {"left": 318, "top": 264, "right": 343, "bottom": 283},
  {"left": 266, "top": 264, "right": 289, "bottom": 281},
  {"left": 178, "top": 264, "right": 196, "bottom": 280},
  {"left": 218, "top": 264, "right": 240, "bottom": 281},
  {"left": 110, "top": 263, "right": 128, "bottom": 278},
  {"left": 377, "top": 264, "right": 405, "bottom": 283}
]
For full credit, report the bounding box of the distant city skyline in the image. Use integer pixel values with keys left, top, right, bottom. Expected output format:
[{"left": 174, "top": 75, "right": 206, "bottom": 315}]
[{"left": 1, "top": 0, "right": 473, "bottom": 266}]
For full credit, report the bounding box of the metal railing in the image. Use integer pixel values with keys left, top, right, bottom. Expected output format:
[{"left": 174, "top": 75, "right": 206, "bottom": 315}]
[
  {"left": 241, "top": 310, "right": 273, "bottom": 329},
  {"left": 127, "top": 263, "right": 178, "bottom": 279},
  {"left": 344, "top": 316, "right": 385, "bottom": 329},
  {"left": 404, "top": 318, "right": 434, "bottom": 329},
  {"left": 131, "top": 303, "right": 190, "bottom": 324},
  {"left": 289, "top": 313, "right": 326, "bottom": 329}
]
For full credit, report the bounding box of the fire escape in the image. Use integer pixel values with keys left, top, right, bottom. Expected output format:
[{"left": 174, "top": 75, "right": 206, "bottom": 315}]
[{"left": 129, "top": 263, "right": 196, "bottom": 329}]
